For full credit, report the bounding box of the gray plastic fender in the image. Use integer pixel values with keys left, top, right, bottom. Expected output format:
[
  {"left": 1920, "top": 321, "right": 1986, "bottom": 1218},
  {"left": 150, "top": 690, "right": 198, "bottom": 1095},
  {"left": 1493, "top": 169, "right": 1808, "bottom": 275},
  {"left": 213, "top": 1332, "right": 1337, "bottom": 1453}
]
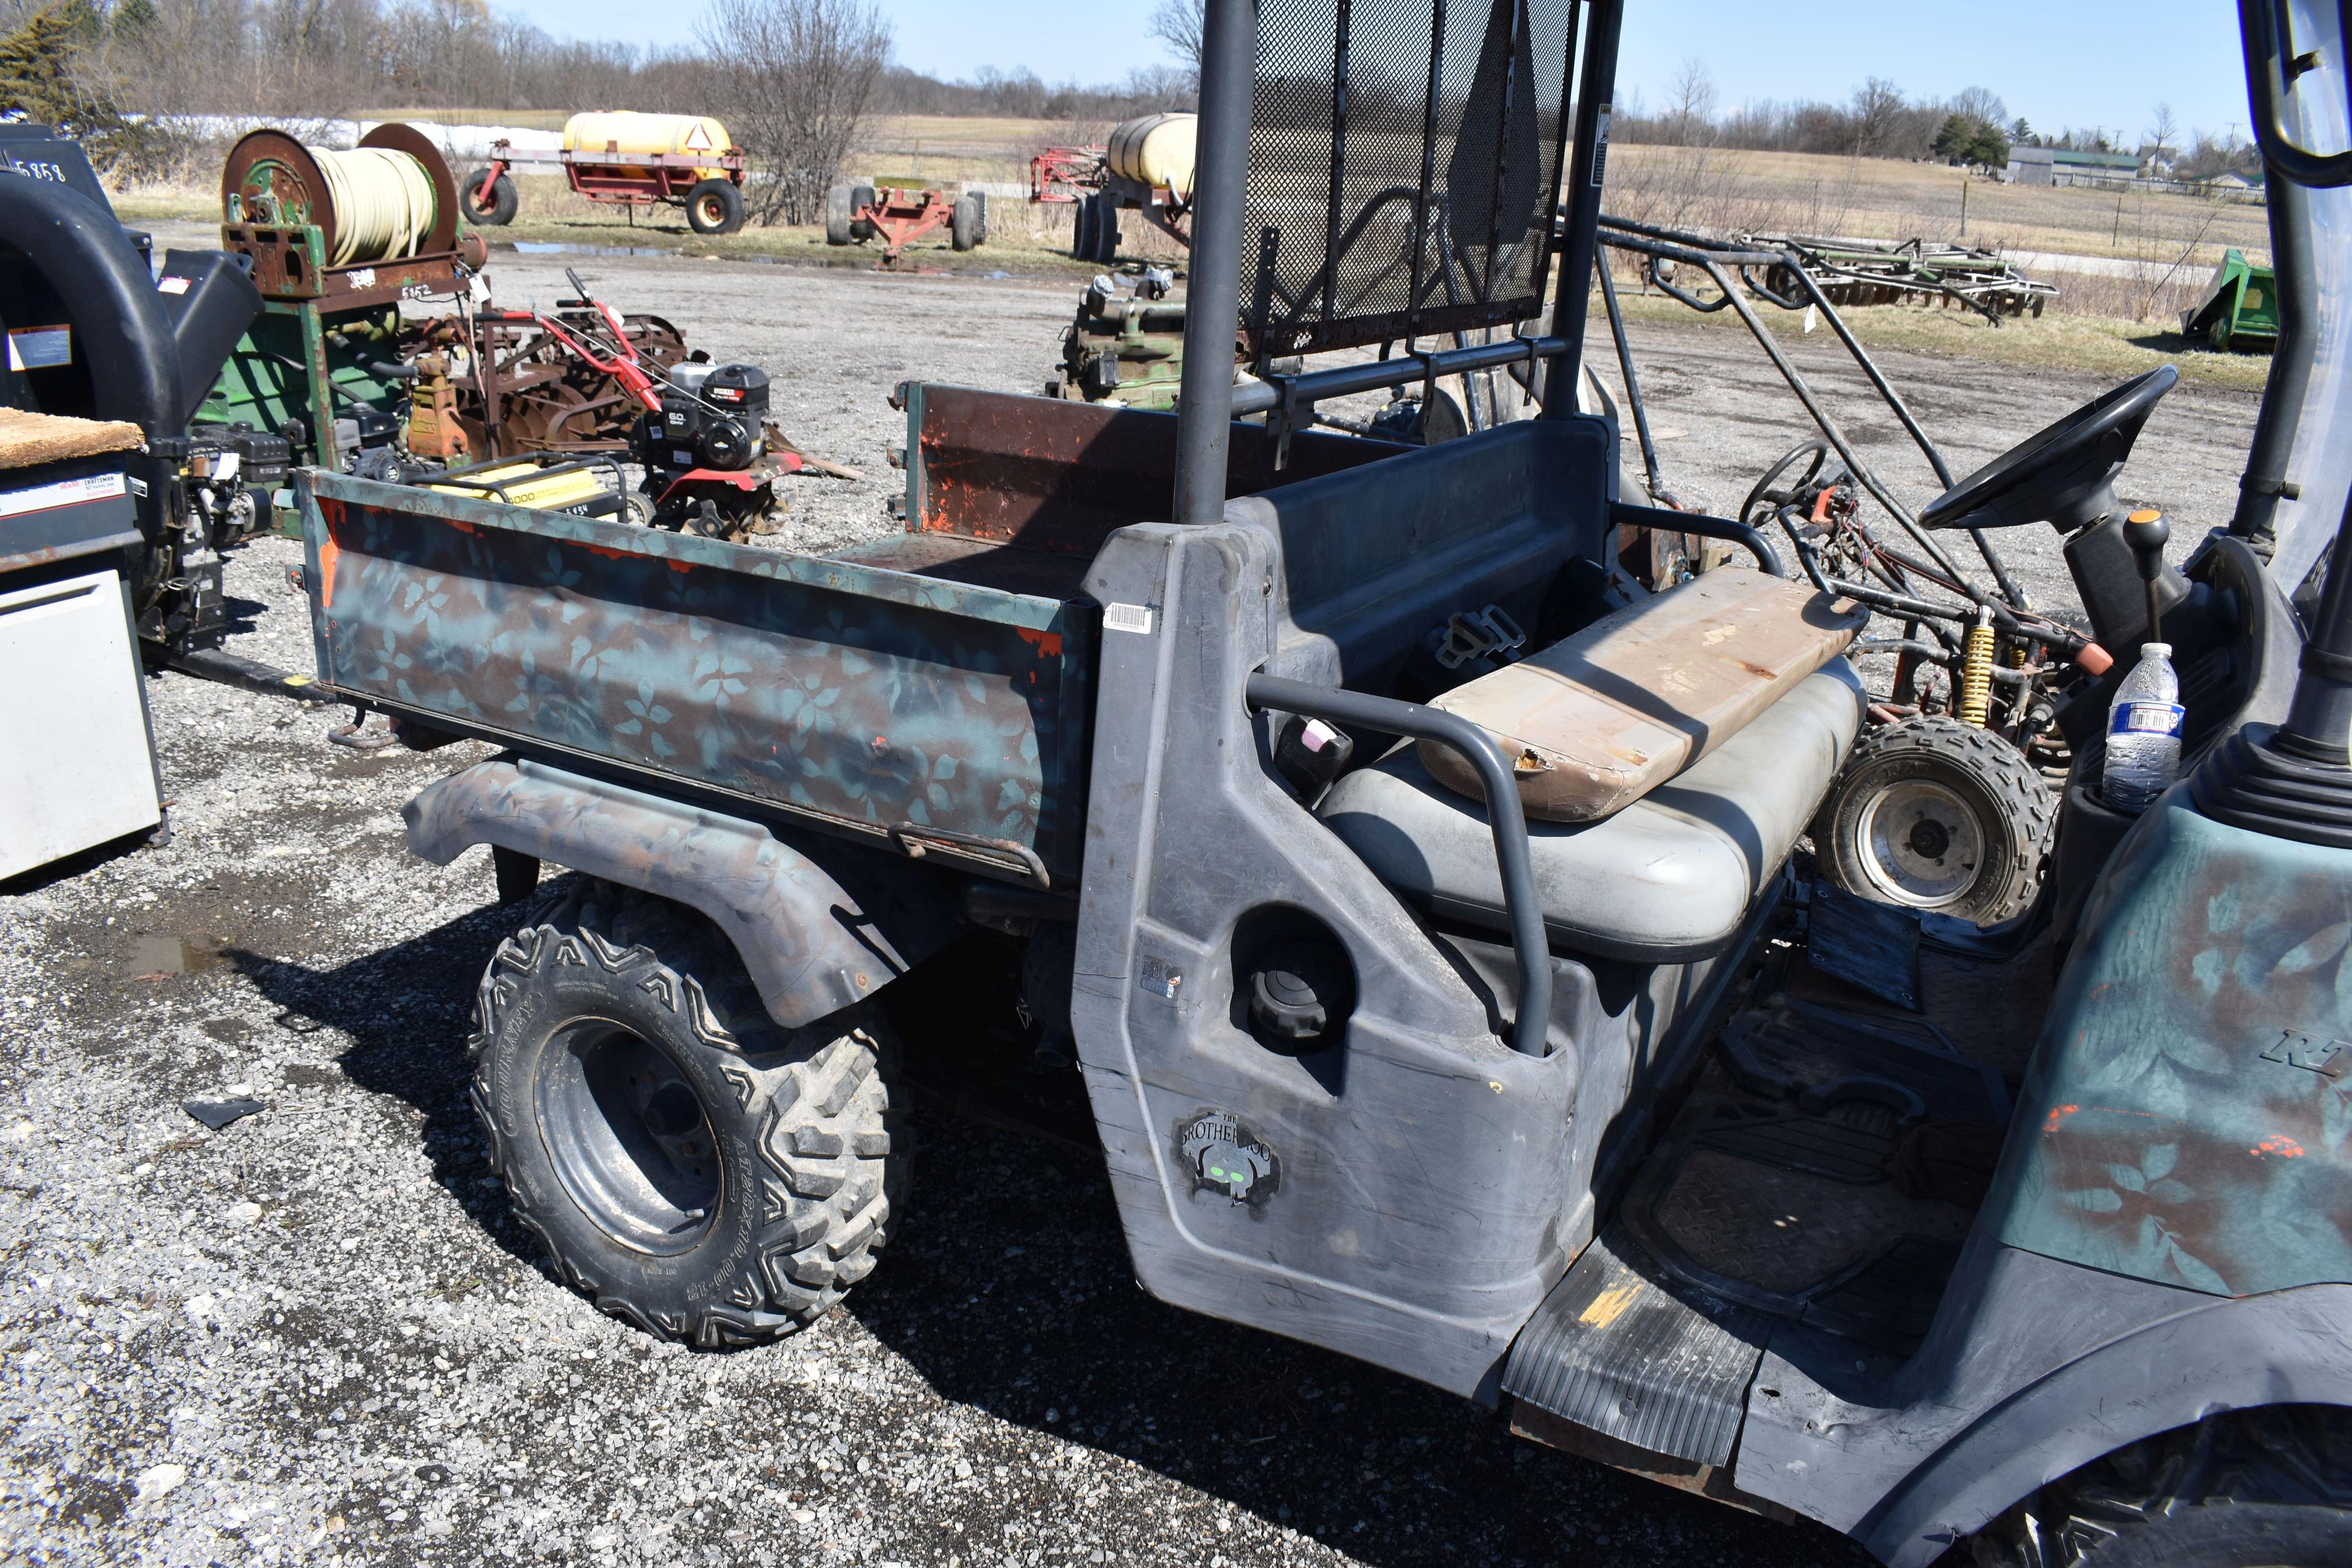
[
  {"left": 1854, "top": 1281, "right": 2352, "bottom": 1566},
  {"left": 405, "top": 758, "right": 955, "bottom": 1028}
]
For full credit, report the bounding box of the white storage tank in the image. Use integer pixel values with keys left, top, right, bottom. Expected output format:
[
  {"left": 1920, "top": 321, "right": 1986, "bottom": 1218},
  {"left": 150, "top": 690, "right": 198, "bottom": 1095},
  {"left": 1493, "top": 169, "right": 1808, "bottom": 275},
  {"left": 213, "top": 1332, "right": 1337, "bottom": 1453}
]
[
  {"left": 1107, "top": 113, "right": 1197, "bottom": 202},
  {"left": 562, "top": 112, "right": 734, "bottom": 181}
]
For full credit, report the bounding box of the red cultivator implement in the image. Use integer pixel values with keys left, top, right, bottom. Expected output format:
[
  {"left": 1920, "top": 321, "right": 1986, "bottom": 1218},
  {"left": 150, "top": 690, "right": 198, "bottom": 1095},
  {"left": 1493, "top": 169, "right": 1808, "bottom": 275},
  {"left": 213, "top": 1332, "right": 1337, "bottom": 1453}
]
[{"left": 1029, "top": 146, "right": 1107, "bottom": 204}]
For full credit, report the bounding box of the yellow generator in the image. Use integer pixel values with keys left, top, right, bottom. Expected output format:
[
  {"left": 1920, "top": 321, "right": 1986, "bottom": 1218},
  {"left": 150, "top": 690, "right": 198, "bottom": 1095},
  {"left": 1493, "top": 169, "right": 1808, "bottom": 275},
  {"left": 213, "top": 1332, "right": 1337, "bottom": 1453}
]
[
  {"left": 424, "top": 454, "right": 636, "bottom": 521},
  {"left": 465, "top": 112, "right": 748, "bottom": 235}
]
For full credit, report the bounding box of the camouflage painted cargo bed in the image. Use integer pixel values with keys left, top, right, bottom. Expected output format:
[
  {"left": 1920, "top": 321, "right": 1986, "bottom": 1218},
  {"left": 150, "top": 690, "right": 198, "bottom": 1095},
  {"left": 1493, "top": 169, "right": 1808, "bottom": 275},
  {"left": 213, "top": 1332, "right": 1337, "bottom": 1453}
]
[{"left": 297, "top": 467, "right": 1095, "bottom": 885}]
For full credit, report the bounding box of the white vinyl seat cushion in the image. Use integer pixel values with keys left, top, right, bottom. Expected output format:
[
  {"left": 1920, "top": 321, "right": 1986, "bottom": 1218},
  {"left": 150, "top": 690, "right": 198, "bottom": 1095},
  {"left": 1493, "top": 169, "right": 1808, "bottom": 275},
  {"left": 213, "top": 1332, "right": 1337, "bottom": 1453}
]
[{"left": 1319, "top": 661, "right": 1866, "bottom": 960}]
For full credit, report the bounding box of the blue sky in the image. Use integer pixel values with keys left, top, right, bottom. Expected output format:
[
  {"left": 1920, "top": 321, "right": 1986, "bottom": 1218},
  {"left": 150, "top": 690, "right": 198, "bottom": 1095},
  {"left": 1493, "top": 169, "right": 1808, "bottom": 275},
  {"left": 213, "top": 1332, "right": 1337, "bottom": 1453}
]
[{"left": 508, "top": 0, "right": 2252, "bottom": 147}]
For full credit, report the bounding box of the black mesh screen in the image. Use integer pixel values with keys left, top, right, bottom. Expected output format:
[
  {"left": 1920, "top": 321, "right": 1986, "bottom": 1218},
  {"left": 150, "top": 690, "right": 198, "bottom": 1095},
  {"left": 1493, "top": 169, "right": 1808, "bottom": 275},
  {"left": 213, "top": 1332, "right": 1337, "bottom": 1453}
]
[{"left": 1244, "top": 0, "right": 1580, "bottom": 356}]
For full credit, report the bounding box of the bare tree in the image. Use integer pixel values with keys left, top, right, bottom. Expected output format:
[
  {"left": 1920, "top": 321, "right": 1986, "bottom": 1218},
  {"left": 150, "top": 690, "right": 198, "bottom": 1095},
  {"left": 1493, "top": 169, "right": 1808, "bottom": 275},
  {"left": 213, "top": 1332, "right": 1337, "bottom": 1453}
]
[
  {"left": 1664, "top": 56, "right": 1716, "bottom": 147},
  {"left": 1951, "top": 85, "right": 2006, "bottom": 127},
  {"left": 2147, "top": 102, "right": 2179, "bottom": 165},
  {"left": 1148, "top": 0, "right": 1202, "bottom": 86},
  {"left": 1849, "top": 77, "right": 1904, "bottom": 156},
  {"left": 701, "top": 0, "right": 890, "bottom": 227}
]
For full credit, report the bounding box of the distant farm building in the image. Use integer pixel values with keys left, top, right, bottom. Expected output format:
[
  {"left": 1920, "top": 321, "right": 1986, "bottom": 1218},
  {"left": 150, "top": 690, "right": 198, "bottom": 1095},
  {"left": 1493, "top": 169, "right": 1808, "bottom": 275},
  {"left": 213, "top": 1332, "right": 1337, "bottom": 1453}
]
[{"left": 2004, "top": 146, "right": 2142, "bottom": 187}]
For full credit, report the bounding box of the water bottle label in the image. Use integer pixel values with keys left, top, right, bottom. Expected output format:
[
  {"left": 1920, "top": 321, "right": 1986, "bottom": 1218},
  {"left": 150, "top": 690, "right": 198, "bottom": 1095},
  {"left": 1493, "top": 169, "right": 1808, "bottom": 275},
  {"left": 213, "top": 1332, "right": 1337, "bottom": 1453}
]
[{"left": 2111, "top": 701, "right": 2185, "bottom": 738}]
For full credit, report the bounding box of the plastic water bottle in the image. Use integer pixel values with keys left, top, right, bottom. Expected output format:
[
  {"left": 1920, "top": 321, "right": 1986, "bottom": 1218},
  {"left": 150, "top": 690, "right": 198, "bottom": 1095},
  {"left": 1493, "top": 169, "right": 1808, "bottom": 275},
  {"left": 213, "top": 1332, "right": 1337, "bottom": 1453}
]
[{"left": 2101, "top": 643, "right": 2184, "bottom": 813}]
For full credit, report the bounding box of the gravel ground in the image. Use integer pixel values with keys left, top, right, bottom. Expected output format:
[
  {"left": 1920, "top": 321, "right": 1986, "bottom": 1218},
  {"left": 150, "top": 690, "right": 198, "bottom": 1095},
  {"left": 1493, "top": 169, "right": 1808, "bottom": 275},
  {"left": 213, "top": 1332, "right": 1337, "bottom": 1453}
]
[{"left": 0, "top": 245, "right": 2262, "bottom": 1567}]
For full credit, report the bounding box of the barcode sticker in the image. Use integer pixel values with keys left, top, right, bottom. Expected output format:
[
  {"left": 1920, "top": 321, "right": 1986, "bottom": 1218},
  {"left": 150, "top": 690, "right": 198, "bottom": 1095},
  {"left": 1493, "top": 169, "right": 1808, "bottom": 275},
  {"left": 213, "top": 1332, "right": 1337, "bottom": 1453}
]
[
  {"left": 2112, "top": 702, "right": 2184, "bottom": 737},
  {"left": 1103, "top": 601, "right": 1155, "bottom": 635}
]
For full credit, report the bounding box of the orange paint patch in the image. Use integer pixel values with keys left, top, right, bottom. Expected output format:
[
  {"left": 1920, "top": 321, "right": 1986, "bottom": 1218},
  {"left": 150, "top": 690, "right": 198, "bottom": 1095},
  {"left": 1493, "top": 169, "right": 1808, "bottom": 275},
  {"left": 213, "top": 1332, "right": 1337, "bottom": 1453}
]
[
  {"left": 2252, "top": 1135, "right": 2306, "bottom": 1158},
  {"left": 315, "top": 527, "right": 342, "bottom": 611},
  {"left": 2043, "top": 1104, "right": 2081, "bottom": 1134},
  {"left": 1015, "top": 628, "right": 1063, "bottom": 658}
]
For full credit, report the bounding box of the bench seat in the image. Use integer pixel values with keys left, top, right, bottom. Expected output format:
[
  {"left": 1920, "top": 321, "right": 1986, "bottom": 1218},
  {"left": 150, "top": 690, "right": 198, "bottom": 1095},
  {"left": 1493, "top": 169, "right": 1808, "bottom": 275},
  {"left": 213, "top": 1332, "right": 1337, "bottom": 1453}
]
[{"left": 1321, "top": 662, "right": 1866, "bottom": 960}]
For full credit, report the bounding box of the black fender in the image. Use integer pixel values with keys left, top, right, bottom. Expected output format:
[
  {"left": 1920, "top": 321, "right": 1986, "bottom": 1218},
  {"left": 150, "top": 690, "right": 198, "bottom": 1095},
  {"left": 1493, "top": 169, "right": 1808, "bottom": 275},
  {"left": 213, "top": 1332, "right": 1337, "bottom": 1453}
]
[
  {"left": 405, "top": 758, "right": 958, "bottom": 1028},
  {"left": 1857, "top": 1281, "right": 2352, "bottom": 1566}
]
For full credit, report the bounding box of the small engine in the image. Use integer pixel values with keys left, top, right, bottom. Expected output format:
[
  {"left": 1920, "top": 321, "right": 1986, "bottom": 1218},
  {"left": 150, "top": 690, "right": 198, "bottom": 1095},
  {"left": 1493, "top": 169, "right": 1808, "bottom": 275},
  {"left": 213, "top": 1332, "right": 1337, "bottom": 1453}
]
[
  {"left": 140, "top": 424, "right": 294, "bottom": 647},
  {"left": 630, "top": 360, "right": 788, "bottom": 538},
  {"left": 643, "top": 363, "right": 770, "bottom": 475}
]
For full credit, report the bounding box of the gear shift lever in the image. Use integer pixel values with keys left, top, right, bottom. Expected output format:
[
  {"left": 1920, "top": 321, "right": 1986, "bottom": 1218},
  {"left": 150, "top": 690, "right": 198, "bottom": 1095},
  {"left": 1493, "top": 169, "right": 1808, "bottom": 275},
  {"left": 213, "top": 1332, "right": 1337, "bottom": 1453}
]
[{"left": 2122, "top": 508, "right": 2170, "bottom": 644}]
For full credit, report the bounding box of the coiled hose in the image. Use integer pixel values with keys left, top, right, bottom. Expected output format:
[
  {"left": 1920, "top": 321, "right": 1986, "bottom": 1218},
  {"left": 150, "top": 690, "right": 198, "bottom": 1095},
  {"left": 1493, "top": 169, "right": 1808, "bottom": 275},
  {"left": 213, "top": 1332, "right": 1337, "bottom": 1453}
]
[{"left": 311, "top": 145, "right": 435, "bottom": 266}]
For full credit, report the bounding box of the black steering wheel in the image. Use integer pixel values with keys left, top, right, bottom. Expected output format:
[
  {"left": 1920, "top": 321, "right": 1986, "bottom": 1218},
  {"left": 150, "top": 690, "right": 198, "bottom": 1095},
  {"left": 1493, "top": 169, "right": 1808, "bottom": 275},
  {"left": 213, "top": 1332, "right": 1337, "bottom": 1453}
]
[{"left": 1920, "top": 365, "right": 2178, "bottom": 533}]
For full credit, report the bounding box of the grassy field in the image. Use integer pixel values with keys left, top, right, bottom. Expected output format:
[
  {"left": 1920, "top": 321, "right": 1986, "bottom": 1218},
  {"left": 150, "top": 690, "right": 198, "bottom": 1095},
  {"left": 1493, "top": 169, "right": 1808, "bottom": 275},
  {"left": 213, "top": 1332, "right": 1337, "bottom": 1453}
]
[
  {"left": 107, "top": 118, "right": 2266, "bottom": 382},
  {"left": 1600, "top": 282, "right": 2270, "bottom": 393},
  {"left": 1607, "top": 144, "right": 2269, "bottom": 268}
]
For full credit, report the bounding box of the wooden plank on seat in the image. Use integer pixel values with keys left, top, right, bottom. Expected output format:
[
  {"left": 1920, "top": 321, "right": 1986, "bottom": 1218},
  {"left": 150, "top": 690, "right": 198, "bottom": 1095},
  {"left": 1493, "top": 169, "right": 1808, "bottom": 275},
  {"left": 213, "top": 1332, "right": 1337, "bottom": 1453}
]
[{"left": 1420, "top": 568, "right": 1866, "bottom": 822}]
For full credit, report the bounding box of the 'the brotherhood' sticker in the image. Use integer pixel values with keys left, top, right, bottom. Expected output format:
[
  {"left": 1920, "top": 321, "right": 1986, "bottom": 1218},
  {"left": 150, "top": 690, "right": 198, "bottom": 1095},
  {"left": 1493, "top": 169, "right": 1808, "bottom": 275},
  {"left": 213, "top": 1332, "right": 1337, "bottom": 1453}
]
[{"left": 1177, "top": 1112, "right": 1280, "bottom": 1205}]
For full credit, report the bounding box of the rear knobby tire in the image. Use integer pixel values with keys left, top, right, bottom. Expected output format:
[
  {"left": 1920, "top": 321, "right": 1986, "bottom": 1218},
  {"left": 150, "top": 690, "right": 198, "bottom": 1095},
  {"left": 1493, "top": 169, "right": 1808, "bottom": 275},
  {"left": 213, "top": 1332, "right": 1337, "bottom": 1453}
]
[
  {"left": 685, "top": 179, "right": 745, "bottom": 236},
  {"left": 469, "top": 878, "right": 902, "bottom": 1348},
  {"left": 463, "top": 168, "right": 518, "bottom": 225},
  {"left": 1812, "top": 715, "right": 2054, "bottom": 926},
  {"left": 1970, "top": 1406, "right": 2352, "bottom": 1567},
  {"left": 825, "top": 184, "right": 854, "bottom": 246}
]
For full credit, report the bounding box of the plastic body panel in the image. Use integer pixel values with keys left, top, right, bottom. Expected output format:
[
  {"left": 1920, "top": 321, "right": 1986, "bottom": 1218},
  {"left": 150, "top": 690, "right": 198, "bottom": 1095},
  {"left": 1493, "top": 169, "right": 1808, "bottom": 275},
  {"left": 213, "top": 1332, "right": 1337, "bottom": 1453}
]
[
  {"left": 405, "top": 758, "right": 959, "bottom": 1028},
  {"left": 1986, "top": 795, "right": 2352, "bottom": 1295},
  {"left": 1069, "top": 420, "right": 1772, "bottom": 1399}
]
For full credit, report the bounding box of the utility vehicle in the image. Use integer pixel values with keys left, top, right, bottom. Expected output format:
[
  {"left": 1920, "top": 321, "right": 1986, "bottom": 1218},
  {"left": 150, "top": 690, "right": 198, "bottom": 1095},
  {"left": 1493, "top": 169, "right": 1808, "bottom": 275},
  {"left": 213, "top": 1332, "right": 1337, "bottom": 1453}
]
[{"left": 300, "top": 0, "right": 2352, "bottom": 1559}]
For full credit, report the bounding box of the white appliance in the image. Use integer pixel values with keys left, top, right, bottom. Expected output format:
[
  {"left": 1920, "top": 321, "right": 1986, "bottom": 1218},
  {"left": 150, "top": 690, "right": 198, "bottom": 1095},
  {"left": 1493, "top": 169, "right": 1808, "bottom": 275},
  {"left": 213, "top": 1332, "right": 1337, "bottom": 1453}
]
[{"left": 0, "top": 565, "right": 163, "bottom": 880}]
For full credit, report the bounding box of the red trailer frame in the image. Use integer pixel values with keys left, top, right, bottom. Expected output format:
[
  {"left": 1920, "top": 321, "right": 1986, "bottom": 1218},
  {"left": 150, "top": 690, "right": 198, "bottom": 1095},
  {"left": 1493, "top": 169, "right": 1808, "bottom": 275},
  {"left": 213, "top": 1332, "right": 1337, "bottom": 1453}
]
[{"left": 470, "top": 138, "right": 748, "bottom": 230}]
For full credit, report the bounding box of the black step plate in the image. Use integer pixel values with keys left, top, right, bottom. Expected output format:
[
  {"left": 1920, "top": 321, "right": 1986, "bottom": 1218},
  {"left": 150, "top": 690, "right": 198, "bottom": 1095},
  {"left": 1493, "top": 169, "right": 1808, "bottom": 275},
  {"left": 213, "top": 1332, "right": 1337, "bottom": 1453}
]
[{"left": 1501, "top": 1228, "right": 1767, "bottom": 1467}]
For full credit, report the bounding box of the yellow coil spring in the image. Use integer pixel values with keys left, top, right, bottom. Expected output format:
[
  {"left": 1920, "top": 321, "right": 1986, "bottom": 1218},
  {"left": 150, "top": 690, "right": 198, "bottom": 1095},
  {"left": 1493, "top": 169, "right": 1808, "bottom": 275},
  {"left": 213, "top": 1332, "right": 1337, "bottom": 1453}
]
[{"left": 1958, "top": 615, "right": 1996, "bottom": 728}]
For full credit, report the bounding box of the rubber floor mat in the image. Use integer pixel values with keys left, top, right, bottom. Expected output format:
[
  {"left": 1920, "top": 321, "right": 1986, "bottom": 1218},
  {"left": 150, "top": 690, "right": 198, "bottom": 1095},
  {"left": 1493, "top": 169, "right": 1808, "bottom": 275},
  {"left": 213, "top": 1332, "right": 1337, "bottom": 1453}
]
[
  {"left": 1720, "top": 998, "right": 2009, "bottom": 1129},
  {"left": 1502, "top": 1228, "right": 1767, "bottom": 1468}
]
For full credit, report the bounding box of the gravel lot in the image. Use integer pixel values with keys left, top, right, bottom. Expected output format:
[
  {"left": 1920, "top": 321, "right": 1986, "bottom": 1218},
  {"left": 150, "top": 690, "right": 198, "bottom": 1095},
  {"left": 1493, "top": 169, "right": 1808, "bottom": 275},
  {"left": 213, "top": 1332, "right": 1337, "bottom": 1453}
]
[{"left": 0, "top": 245, "right": 2261, "bottom": 1567}]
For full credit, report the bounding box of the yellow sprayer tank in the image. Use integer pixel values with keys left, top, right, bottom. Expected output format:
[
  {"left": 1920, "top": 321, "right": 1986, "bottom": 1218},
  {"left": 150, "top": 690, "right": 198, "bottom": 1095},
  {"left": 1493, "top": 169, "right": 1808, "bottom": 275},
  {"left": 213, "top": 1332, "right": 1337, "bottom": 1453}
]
[
  {"left": 1106, "top": 112, "right": 1197, "bottom": 201},
  {"left": 562, "top": 112, "right": 733, "bottom": 181}
]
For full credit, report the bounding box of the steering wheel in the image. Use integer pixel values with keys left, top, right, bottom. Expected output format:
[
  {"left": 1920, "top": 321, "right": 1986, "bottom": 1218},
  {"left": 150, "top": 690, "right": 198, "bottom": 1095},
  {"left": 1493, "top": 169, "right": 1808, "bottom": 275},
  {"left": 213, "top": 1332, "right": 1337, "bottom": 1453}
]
[
  {"left": 1920, "top": 365, "right": 2178, "bottom": 533},
  {"left": 1739, "top": 439, "right": 1848, "bottom": 527}
]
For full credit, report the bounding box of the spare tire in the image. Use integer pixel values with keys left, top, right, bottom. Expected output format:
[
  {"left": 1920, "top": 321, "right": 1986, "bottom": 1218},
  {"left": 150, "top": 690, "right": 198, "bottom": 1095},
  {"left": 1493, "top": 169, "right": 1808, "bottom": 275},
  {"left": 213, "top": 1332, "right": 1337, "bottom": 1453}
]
[{"left": 1812, "top": 715, "right": 2055, "bottom": 925}]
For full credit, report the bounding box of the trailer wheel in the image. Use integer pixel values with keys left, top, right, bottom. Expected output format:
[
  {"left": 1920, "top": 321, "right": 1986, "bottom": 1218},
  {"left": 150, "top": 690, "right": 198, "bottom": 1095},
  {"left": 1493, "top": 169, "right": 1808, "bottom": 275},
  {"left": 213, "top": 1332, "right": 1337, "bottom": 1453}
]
[
  {"left": 1970, "top": 1406, "right": 2352, "bottom": 1567},
  {"left": 1091, "top": 197, "right": 1121, "bottom": 263},
  {"left": 470, "top": 878, "right": 904, "bottom": 1347},
  {"left": 850, "top": 184, "right": 877, "bottom": 242},
  {"left": 824, "top": 185, "right": 854, "bottom": 246},
  {"left": 1812, "top": 715, "right": 2054, "bottom": 925},
  {"left": 463, "top": 168, "right": 517, "bottom": 226},
  {"left": 1072, "top": 194, "right": 1098, "bottom": 260},
  {"left": 951, "top": 195, "right": 981, "bottom": 252},
  {"left": 685, "top": 179, "right": 744, "bottom": 236}
]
